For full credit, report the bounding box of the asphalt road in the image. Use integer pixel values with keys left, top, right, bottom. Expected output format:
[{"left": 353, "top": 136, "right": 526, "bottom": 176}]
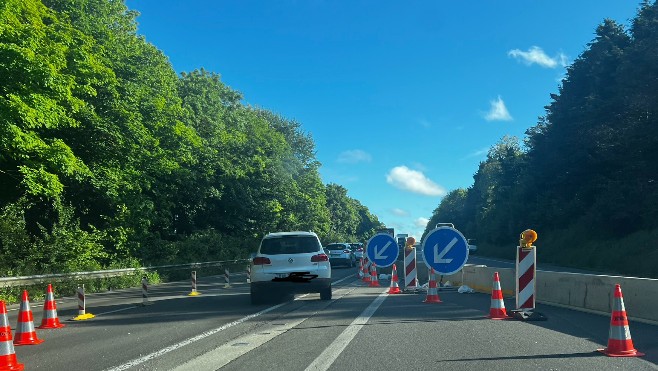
[{"left": 6, "top": 266, "right": 657, "bottom": 370}]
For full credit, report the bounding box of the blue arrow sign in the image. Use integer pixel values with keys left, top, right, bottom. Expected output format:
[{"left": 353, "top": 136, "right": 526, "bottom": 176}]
[
  {"left": 422, "top": 226, "right": 469, "bottom": 275},
  {"left": 366, "top": 233, "right": 399, "bottom": 268}
]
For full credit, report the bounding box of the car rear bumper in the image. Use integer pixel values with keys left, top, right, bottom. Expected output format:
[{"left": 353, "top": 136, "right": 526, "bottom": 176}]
[
  {"left": 251, "top": 278, "right": 331, "bottom": 293},
  {"left": 329, "top": 257, "right": 351, "bottom": 265}
]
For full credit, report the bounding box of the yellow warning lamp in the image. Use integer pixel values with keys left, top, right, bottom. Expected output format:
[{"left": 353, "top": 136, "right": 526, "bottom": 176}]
[
  {"left": 519, "top": 229, "right": 538, "bottom": 249},
  {"left": 406, "top": 237, "right": 416, "bottom": 249}
]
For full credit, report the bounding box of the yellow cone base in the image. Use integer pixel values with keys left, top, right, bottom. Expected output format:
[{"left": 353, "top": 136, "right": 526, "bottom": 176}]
[
  {"left": 188, "top": 291, "right": 201, "bottom": 296},
  {"left": 72, "top": 313, "right": 95, "bottom": 321}
]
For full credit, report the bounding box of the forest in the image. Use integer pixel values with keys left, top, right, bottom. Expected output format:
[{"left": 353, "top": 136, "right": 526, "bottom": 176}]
[
  {"left": 0, "top": 0, "right": 384, "bottom": 276},
  {"left": 423, "top": 1, "right": 658, "bottom": 278}
]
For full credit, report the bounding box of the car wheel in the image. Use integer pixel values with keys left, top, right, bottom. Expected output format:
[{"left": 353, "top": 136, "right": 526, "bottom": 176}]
[{"left": 320, "top": 286, "right": 332, "bottom": 300}]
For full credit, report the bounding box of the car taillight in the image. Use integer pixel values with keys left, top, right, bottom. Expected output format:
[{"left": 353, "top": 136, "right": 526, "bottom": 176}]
[
  {"left": 253, "top": 257, "right": 271, "bottom": 265},
  {"left": 311, "top": 253, "right": 329, "bottom": 262},
  {"left": 343, "top": 250, "right": 351, "bottom": 254}
]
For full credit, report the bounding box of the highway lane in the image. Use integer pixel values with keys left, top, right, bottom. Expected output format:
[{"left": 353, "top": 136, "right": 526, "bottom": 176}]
[{"left": 7, "top": 267, "right": 657, "bottom": 370}]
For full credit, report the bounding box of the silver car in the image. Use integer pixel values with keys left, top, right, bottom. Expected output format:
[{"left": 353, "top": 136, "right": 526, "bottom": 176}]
[{"left": 325, "top": 243, "right": 356, "bottom": 267}]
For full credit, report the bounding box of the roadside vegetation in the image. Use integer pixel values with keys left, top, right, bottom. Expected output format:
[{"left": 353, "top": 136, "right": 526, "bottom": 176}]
[
  {"left": 423, "top": 2, "right": 658, "bottom": 278},
  {"left": 0, "top": 0, "right": 383, "bottom": 278}
]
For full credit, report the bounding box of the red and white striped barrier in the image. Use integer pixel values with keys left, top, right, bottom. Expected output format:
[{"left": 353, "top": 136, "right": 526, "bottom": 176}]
[
  {"left": 404, "top": 248, "right": 418, "bottom": 291},
  {"left": 515, "top": 246, "right": 536, "bottom": 310},
  {"left": 73, "top": 285, "right": 94, "bottom": 320}
]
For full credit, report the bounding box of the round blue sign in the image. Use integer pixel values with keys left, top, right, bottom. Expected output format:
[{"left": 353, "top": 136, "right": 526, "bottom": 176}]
[
  {"left": 421, "top": 227, "right": 469, "bottom": 275},
  {"left": 366, "top": 233, "right": 399, "bottom": 268}
]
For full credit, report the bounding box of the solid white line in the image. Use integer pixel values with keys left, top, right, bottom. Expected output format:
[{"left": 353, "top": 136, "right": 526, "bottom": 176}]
[
  {"left": 305, "top": 289, "right": 389, "bottom": 371},
  {"left": 105, "top": 274, "right": 356, "bottom": 371}
]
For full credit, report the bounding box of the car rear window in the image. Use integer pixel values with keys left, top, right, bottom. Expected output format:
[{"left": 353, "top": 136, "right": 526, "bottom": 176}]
[
  {"left": 260, "top": 236, "right": 321, "bottom": 255},
  {"left": 326, "top": 244, "right": 347, "bottom": 250}
]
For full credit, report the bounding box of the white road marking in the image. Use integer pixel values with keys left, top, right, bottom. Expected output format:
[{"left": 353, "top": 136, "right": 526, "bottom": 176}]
[
  {"left": 305, "top": 289, "right": 389, "bottom": 371},
  {"left": 172, "top": 287, "right": 356, "bottom": 371},
  {"left": 105, "top": 274, "right": 357, "bottom": 371}
]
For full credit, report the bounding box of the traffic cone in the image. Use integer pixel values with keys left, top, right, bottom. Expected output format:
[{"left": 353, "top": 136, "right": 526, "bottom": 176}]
[
  {"left": 388, "top": 264, "right": 401, "bottom": 294},
  {"left": 488, "top": 272, "right": 509, "bottom": 319},
  {"left": 14, "top": 290, "right": 44, "bottom": 346},
  {"left": 0, "top": 301, "right": 24, "bottom": 370},
  {"left": 597, "top": 284, "right": 645, "bottom": 357},
  {"left": 423, "top": 268, "right": 442, "bottom": 303},
  {"left": 362, "top": 258, "right": 371, "bottom": 283},
  {"left": 39, "top": 284, "right": 65, "bottom": 329},
  {"left": 369, "top": 264, "right": 380, "bottom": 287}
]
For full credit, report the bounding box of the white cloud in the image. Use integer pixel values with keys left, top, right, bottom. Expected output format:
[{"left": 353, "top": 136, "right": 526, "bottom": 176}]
[
  {"left": 508, "top": 46, "right": 568, "bottom": 68},
  {"left": 391, "top": 208, "right": 408, "bottom": 217},
  {"left": 414, "top": 217, "right": 429, "bottom": 228},
  {"left": 386, "top": 166, "right": 446, "bottom": 196},
  {"left": 337, "top": 149, "right": 372, "bottom": 164},
  {"left": 485, "top": 96, "right": 513, "bottom": 121}
]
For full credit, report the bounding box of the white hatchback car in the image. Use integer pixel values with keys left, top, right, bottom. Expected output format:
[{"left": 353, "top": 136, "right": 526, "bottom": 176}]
[{"left": 250, "top": 231, "right": 332, "bottom": 304}]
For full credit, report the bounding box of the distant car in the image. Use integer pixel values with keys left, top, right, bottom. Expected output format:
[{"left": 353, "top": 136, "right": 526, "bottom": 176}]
[
  {"left": 349, "top": 242, "right": 364, "bottom": 259},
  {"left": 467, "top": 239, "right": 477, "bottom": 254},
  {"left": 250, "top": 231, "right": 332, "bottom": 304},
  {"left": 325, "top": 243, "right": 356, "bottom": 267}
]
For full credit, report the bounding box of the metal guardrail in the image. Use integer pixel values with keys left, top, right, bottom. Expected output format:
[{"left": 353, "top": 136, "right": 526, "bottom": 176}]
[{"left": 0, "top": 259, "right": 250, "bottom": 288}]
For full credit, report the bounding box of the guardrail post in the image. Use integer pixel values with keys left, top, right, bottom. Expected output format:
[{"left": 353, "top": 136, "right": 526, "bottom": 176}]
[
  {"left": 224, "top": 267, "right": 231, "bottom": 288},
  {"left": 188, "top": 271, "right": 200, "bottom": 296},
  {"left": 246, "top": 265, "right": 251, "bottom": 284},
  {"left": 141, "top": 276, "right": 152, "bottom": 306}
]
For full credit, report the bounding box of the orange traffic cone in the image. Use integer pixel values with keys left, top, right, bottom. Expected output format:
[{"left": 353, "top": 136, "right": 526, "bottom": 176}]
[
  {"left": 0, "top": 301, "right": 24, "bottom": 370},
  {"left": 362, "top": 258, "right": 371, "bottom": 283},
  {"left": 388, "top": 264, "right": 401, "bottom": 294},
  {"left": 39, "top": 284, "right": 65, "bottom": 329},
  {"left": 423, "top": 268, "right": 442, "bottom": 303},
  {"left": 369, "top": 264, "right": 380, "bottom": 287},
  {"left": 13, "top": 290, "right": 44, "bottom": 346},
  {"left": 488, "top": 272, "right": 509, "bottom": 319},
  {"left": 597, "top": 284, "right": 644, "bottom": 357}
]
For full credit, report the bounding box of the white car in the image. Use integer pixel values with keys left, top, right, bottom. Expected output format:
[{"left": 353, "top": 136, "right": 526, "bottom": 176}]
[{"left": 250, "top": 231, "right": 332, "bottom": 304}]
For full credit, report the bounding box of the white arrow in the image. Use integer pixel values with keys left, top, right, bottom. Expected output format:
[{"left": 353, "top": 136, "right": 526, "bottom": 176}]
[
  {"left": 434, "top": 237, "right": 458, "bottom": 264},
  {"left": 375, "top": 241, "right": 392, "bottom": 260}
]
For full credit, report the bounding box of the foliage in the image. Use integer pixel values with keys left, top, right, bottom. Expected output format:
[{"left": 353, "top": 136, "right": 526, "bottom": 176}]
[
  {"left": 423, "top": 2, "right": 658, "bottom": 278},
  {"left": 0, "top": 0, "right": 380, "bottom": 278}
]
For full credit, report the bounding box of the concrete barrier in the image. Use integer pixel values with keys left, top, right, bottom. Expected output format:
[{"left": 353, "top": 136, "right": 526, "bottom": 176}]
[{"left": 438, "top": 265, "right": 658, "bottom": 325}]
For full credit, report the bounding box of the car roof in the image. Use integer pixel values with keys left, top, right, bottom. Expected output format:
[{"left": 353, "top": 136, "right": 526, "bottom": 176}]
[{"left": 263, "top": 231, "right": 318, "bottom": 238}]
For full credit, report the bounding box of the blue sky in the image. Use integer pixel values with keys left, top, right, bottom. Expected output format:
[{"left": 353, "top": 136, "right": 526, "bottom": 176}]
[{"left": 126, "top": 0, "right": 641, "bottom": 239}]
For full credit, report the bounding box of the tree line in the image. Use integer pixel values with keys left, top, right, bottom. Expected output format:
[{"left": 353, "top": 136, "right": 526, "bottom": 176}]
[
  {"left": 423, "top": 1, "right": 658, "bottom": 278},
  {"left": 0, "top": 0, "right": 383, "bottom": 276}
]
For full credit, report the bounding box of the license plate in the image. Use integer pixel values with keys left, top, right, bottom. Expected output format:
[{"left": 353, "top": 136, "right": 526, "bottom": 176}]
[{"left": 275, "top": 273, "right": 288, "bottom": 278}]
